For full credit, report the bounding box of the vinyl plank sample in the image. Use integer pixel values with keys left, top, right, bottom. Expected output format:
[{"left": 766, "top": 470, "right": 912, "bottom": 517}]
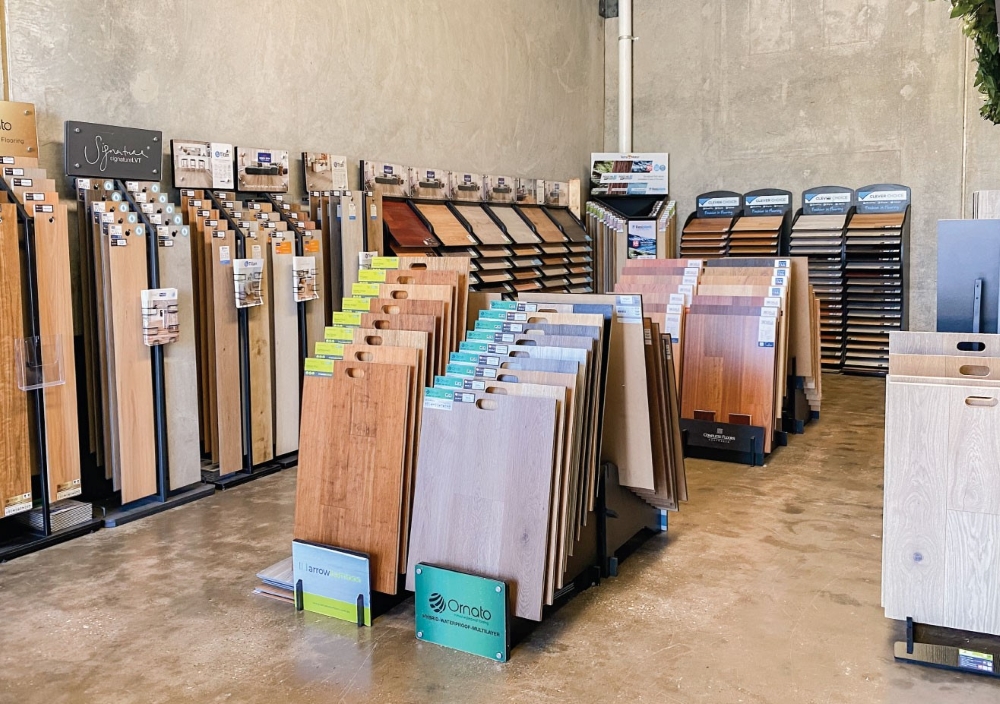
[
  {"left": 414, "top": 202, "right": 475, "bottom": 247},
  {"left": 383, "top": 199, "right": 439, "bottom": 248},
  {"left": 489, "top": 204, "right": 541, "bottom": 244},
  {"left": 295, "top": 360, "right": 411, "bottom": 594},
  {"left": 395, "top": 256, "right": 470, "bottom": 352},
  {"left": 247, "top": 241, "right": 274, "bottom": 464},
  {"left": 211, "top": 231, "right": 243, "bottom": 475},
  {"left": 454, "top": 203, "right": 510, "bottom": 245},
  {"left": 360, "top": 313, "right": 438, "bottom": 386},
  {"left": 270, "top": 237, "right": 300, "bottom": 456},
  {"left": 406, "top": 391, "right": 557, "bottom": 620},
  {"left": 944, "top": 510, "right": 1000, "bottom": 634},
  {"left": 518, "top": 205, "right": 567, "bottom": 243},
  {"left": 367, "top": 297, "right": 447, "bottom": 376},
  {"left": 156, "top": 219, "right": 203, "bottom": 489},
  {"left": 0, "top": 204, "right": 30, "bottom": 514}
]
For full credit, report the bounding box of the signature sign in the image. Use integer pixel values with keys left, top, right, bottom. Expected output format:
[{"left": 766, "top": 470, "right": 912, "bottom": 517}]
[{"left": 65, "top": 121, "right": 162, "bottom": 179}]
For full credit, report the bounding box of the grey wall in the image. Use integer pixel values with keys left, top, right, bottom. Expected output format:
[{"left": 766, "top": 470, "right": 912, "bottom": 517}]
[
  {"left": 5, "top": 0, "right": 605, "bottom": 194},
  {"left": 605, "top": 0, "right": 1000, "bottom": 330}
]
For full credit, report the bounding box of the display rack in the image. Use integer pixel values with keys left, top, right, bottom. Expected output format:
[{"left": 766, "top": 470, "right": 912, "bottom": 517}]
[
  {"left": 895, "top": 618, "right": 1000, "bottom": 679},
  {"left": 0, "top": 174, "right": 103, "bottom": 559}
]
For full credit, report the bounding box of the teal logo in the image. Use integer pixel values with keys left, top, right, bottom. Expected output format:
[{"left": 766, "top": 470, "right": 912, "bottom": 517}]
[{"left": 429, "top": 593, "right": 446, "bottom": 613}]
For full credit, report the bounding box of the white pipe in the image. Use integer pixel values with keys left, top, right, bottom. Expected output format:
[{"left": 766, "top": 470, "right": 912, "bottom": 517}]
[{"left": 618, "top": 0, "right": 633, "bottom": 153}]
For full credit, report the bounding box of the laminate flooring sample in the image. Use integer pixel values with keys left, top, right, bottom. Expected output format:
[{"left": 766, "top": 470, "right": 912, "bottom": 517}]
[
  {"left": 295, "top": 360, "right": 411, "bottom": 594},
  {"left": 361, "top": 313, "right": 438, "bottom": 385},
  {"left": 414, "top": 203, "right": 475, "bottom": 247},
  {"left": 247, "top": 241, "right": 274, "bottom": 464},
  {"left": 406, "top": 391, "right": 557, "bottom": 620},
  {"left": 518, "top": 205, "right": 566, "bottom": 243},
  {"left": 107, "top": 220, "right": 157, "bottom": 503},
  {"left": 302, "top": 231, "right": 328, "bottom": 357},
  {"left": 340, "top": 191, "right": 367, "bottom": 296},
  {"left": 0, "top": 205, "right": 30, "bottom": 513},
  {"left": 211, "top": 231, "right": 244, "bottom": 475},
  {"left": 454, "top": 203, "right": 511, "bottom": 245},
  {"left": 489, "top": 205, "right": 541, "bottom": 244},
  {"left": 156, "top": 216, "right": 202, "bottom": 488},
  {"left": 383, "top": 199, "right": 439, "bottom": 248},
  {"left": 395, "top": 256, "right": 471, "bottom": 350},
  {"left": 545, "top": 207, "right": 589, "bottom": 242},
  {"left": 270, "top": 238, "right": 300, "bottom": 456},
  {"left": 379, "top": 284, "right": 455, "bottom": 361},
  {"left": 367, "top": 298, "right": 447, "bottom": 375}
]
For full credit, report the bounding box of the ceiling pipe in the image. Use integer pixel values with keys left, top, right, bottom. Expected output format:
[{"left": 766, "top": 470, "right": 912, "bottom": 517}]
[{"left": 618, "top": 0, "right": 633, "bottom": 152}]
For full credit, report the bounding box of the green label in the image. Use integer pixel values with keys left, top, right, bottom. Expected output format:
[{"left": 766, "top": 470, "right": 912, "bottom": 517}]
[
  {"left": 434, "top": 375, "right": 487, "bottom": 391},
  {"left": 424, "top": 386, "right": 454, "bottom": 411},
  {"left": 479, "top": 309, "right": 528, "bottom": 322},
  {"left": 372, "top": 256, "right": 400, "bottom": 269},
  {"left": 304, "top": 358, "right": 334, "bottom": 377},
  {"left": 475, "top": 319, "right": 524, "bottom": 334},
  {"left": 324, "top": 326, "right": 355, "bottom": 342},
  {"left": 445, "top": 362, "right": 498, "bottom": 379},
  {"left": 341, "top": 296, "right": 371, "bottom": 312},
  {"left": 314, "top": 341, "right": 344, "bottom": 360},
  {"left": 332, "top": 311, "right": 362, "bottom": 327},
  {"left": 351, "top": 282, "right": 382, "bottom": 298},
  {"left": 451, "top": 351, "right": 501, "bottom": 367},
  {"left": 358, "top": 268, "right": 387, "bottom": 283},
  {"left": 414, "top": 563, "right": 508, "bottom": 662},
  {"left": 489, "top": 300, "right": 538, "bottom": 312},
  {"left": 460, "top": 341, "right": 510, "bottom": 355}
]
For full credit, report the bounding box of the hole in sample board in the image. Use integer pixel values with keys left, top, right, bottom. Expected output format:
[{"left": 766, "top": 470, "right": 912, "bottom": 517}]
[
  {"left": 965, "top": 396, "right": 998, "bottom": 407},
  {"left": 374, "top": 321, "right": 389, "bottom": 329},
  {"left": 363, "top": 336, "right": 384, "bottom": 346},
  {"left": 515, "top": 338, "right": 537, "bottom": 346},
  {"left": 397, "top": 276, "right": 415, "bottom": 284},
  {"left": 497, "top": 374, "right": 519, "bottom": 383},
  {"left": 959, "top": 364, "right": 990, "bottom": 377},
  {"left": 381, "top": 305, "right": 401, "bottom": 314},
  {"left": 510, "top": 351, "right": 528, "bottom": 357},
  {"left": 391, "top": 291, "right": 409, "bottom": 299},
  {"left": 485, "top": 387, "right": 508, "bottom": 395},
  {"left": 476, "top": 399, "right": 498, "bottom": 410},
  {"left": 411, "top": 263, "right": 428, "bottom": 270},
  {"left": 346, "top": 368, "right": 365, "bottom": 379},
  {"left": 527, "top": 316, "right": 552, "bottom": 324},
  {"left": 355, "top": 352, "right": 373, "bottom": 361},
  {"left": 958, "top": 341, "right": 987, "bottom": 352},
  {"left": 693, "top": 410, "right": 716, "bottom": 421}
]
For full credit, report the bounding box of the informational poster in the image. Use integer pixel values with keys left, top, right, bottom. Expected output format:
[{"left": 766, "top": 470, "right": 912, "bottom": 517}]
[
  {"left": 590, "top": 152, "right": 668, "bottom": 196},
  {"left": 293, "top": 540, "right": 371, "bottom": 626},
  {"left": 627, "top": 220, "right": 657, "bottom": 259},
  {"left": 414, "top": 563, "right": 508, "bottom": 661}
]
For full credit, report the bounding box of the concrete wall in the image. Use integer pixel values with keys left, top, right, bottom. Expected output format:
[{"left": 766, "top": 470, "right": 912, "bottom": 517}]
[
  {"left": 4, "top": 0, "right": 604, "bottom": 194},
  {"left": 605, "top": 0, "right": 1000, "bottom": 330}
]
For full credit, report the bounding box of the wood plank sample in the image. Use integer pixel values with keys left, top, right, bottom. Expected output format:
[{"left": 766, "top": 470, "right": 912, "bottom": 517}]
[
  {"left": 383, "top": 199, "right": 440, "bottom": 248},
  {"left": 518, "top": 205, "right": 567, "bottom": 243},
  {"left": 367, "top": 297, "right": 447, "bottom": 376},
  {"left": 270, "top": 236, "right": 299, "bottom": 456},
  {"left": 489, "top": 204, "right": 541, "bottom": 244},
  {"left": 360, "top": 313, "right": 438, "bottom": 386},
  {"left": 944, "top": 510, "right": 1000, "bottom": 634},
  {"left": 454, "top": 203, "right": 511, "bottom": 245},
  {"left": 405, "top": 391, "right": 557, "bottom": 620},
  {"left": 395, "top": 255, "right": 471, "bottom": 351},
  {"left": 107, "top": 220, "right": 157, "bottom": 503},
  {"left": 156, "top": 217, "right": 202, "bottom": 489},
  {"left": 295, "top": 360, "right": 411, "bottom": 594},
  {"left": 340, "top": 191, "right": 366, "bottom": 297},
  {"left": 379, "top": 284, "right": 455, "bottom": 363},
  {"left": 302, "top": 230, "right": 328, "bottom": 357},
  {"left": 414, "top": 202, "right": 475, "bottom": 247},
  {"left": 247, "top": 238, "right": 274, "bottom": 464},
  {"left": 0, "top": 204, "right": 31, "bottom": 514},
  {"left": 211, "top": 230, "right": 243, "bottom": 475},
  {"left": 34, "top": 206, "right": 82, "bottom": 501}
]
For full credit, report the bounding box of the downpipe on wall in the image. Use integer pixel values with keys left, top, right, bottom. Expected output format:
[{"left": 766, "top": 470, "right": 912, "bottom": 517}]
[{"left": 618, "top": 0, "right": 634, "bottom": 152}]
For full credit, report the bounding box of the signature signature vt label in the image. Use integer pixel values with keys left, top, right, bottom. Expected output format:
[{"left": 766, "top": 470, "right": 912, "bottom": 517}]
[{"left": 65, "top": 121, "right": 162, "bottom": 179}]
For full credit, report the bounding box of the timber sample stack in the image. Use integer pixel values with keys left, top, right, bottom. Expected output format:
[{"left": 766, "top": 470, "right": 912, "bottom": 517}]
[
  {"left": 728, "top": 215, "right": 783, "bottom": 256},
  {"left": 0, "top": 157, "right": 82, "bottom": 520},
  {"left": 679, "top": 216, "right": 732, "bottom": 259},
  {"left": 883, "top": 332, "right": 1000, "bottom": 636},
  {"left": 790, "top": 213, "right": 847, "bottom": 370},
  {"left": 293, "top": 255, "right": 468, "bottom": 595},
  {"left": 613, "top": 258, "right": 822, "bottom": 458}
]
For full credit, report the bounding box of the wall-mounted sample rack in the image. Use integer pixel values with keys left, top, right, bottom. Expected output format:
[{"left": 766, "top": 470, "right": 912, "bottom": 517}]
[
  {"left": 68, "top": 121, "right": 215, "bottom": 527},
  {"left": 790, "top": 187, "right": 854, "bottom": 371},
  {"left": 678, "top": 190, "right": 740, "bottom": 261},
  {"left": 362, "top": 161, "right": 592, "bottom": 296},
  {"left": 842, "top": 184, "right": 910, "bottom": 376},
  {"left": 0, "top": 107, "right": 105, "bottom": 557}
]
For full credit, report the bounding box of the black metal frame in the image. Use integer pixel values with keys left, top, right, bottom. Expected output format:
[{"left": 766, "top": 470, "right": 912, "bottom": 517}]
[
  {"left": 0, "top": 179, "right": 103, "bottom": 559},
  {"left": 895, "top": 617, "right": 1000, "bottom": 678}
]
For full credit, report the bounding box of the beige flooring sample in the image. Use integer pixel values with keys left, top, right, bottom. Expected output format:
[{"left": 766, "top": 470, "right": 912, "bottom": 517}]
[{"left": 270, "top": 237, "right": 300, "bottom": 457}]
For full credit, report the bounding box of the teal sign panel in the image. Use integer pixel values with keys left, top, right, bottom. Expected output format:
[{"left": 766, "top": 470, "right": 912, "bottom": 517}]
[
  {"left": 414, "top": 563, "right": 508, "bottom": 662},
  {"left": 292, "top": 539, "right": 371, "bottom": 626}
]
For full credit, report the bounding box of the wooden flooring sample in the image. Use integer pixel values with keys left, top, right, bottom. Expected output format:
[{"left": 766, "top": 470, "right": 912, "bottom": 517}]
[
  {"left": 405, "top": 391, "right": 557, "bottom": 620},
  {"left": 0, "top": 205, "right": 31, "bottom": 514},
  {"left": 454, "top": 203, "right": 510, "bottom": 245},
  {"left": 379, "top": 284, "right": 455, "bottom": 363},
  {"left": 340, "top": 191, "right": 366, "bottom": 297},
  {"left": 302, "top": 231, "right": 328, "bottom": 359},
  {"left": 395, "top": 256, "right": 471, "bottom": 352},
  {"left": 270, "top": 237, "right": 300, "bottom": 456},
  {"left": 295, "top": 360, "right": 411, "bottom": 594},
  {"left": 518, "top": 205, "right": 567, "bottom": 243},
  {"left": 211, "top": 231, "right": 243, "bottom": 475},
  {"left": 247, "top": 241, "right": 274, "bottom": 464},
  {"left": 360, "top": 313, "right": 438, "bottom": 386},
  {"left": 107, "top": 220, "right": 157, "bottom": 503},
  {"left": 489, "top": 205, "right": 541, "bottom": 244},
  {"left": 383, "top": 199, "right": 439, "bottom": 248},
  {"left": 414, "top": 203, "right": 475, "bottom": 247},
  {"left": 156, "top": 216, "right": 202, "bottom": 489},
  {"left": 367, "top": 297, "right": 447, "bottom": 376}
]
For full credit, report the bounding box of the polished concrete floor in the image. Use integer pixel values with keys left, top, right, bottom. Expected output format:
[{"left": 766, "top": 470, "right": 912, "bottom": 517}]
[{"left": 1, "top": 375, "right": 999, "bottom": 703}]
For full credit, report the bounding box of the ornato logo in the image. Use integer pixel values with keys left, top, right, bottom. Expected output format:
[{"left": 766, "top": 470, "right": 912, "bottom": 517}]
[{"left": 428, "top": 592, "right": 492, "bottom": 620}]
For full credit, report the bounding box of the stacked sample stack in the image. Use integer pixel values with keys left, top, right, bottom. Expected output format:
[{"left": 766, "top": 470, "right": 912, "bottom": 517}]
[
  {"left": 679, "top": 216, "right": 731, "bottom": 259},
  {"left": 843, "top": 212, "right": 906, "bottom": 374},
  {"left": 728, "top": 215, "right": 783, "bottom": 256},
  {"left": 293, "top": 256, "right": 468, "bottom": 596},
  {"left": 789, "top": 213, "right": 848, "bottom": 370},
  {"left": 883, "top": 332, "right": 1000, "bottom": 637}
]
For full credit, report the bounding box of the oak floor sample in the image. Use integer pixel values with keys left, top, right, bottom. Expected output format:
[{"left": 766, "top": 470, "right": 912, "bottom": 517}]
[
  {"left": 379, "top": 284, "right": 455, "bottom": 363},
  {"left": 107, "top": 220, "right": 157, "bottom": 503},
  {"left": 211, "top": 230, "right": 244, "bottom": 475},
  {"left": 247, "top": 241, "right": 274, "bottom": 464},
  {"left": 489, "top": 204, "right": 541, "bottom": 244},
  {"left": 680, "top": 305, "right": 777, "bottom": 453},
  {"left": 0, "top": 204, "right": 31, "bottom": 514},
  {"left": 518, "top": 205, "right": 567, "bottom": 243},
  {"left": 302, "top": 231, "right": 328, "bottom": 356},
  {"left": 156, "top": 216, "right": 202, "bottom": 488},
  {"left": 340, "top": 191, "right": 367, "bottom": 296},
  {"left": 414, "top": 203, "right": 475, "bottom": 247},
  {"left": 454, "top": 203, "right": 511, "bottom": 245},
  {"left": 383, "top": 199, "right": 440, "bottom": 248},
  {"left": 405, "top": 391, "right": 557, "bottom": 620},
  {"left": 383, "top": 269, "right": 459, "bottom": 358},
  {"left": 545, "top": 207, "right": 589, "bottom": 242},
  {"left": 360, "top": 313, "right": 438, "bottom": 385},
  {"left": 294, "top": 360, "right": 411, "bottom": 594},
  {"left": 270, "top": 238, "right": 300, "bottom": 456},
  {"left": 395, "top": 256, "right": 470, "bottom": 351},
  {"left": 367, "top": 297, "right": 448, "bottom": 376},
  {"left": 342, "top": 342, "right": 421, "bottom": 573},
  {"left": 662, "top": 334, "right": 688, "bottom": 502}
]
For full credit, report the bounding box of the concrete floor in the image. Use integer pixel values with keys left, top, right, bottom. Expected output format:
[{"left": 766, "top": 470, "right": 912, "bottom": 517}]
[{"left": 1, "top": 375, "right": 999, "bottom": 703}]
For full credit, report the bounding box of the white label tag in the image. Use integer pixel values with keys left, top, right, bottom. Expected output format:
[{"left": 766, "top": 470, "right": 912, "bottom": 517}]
[
  {"left": 669, "top": 293, "right": 685, "bottom": 305},
  {"left": 219, "top": 246, "right": 231, "bottom": 265},
  {"left": 764, "top": 296, "right": 781, "bottom": 308},
  {"left": 773, "top": 267, "right": 788, "bottom": 278},
  {"left": 682, "top": 275, "right": 698, "bottom": 285},
  {"left": 687, "top": 259, "right": 702, "bottom": 267},
  {"left": 775, "top": 259, "right": 790, "bottom": 268},
  {"left": 424, "top": 395, "right": 453, "bottom": 411},
  {"left": 77, "top": 177, "right": 90, "bottom": 188},
  {"left": 678, "top": 284, "right": 693, "bottom": 295},
  {"left": 684, "top": 267, "right": 700, "bottom": 276},
  {"left": 760, "top": 307, "right": 778, "bottom": 318},
  {"left": 667, "top": 304, "right": 683, "bottom": 315},
  {"left": 771, "top": 276, "right": 786, "bottom": 286},
  {"left": 758, "top": 316, "right": 777, "bottom": 347},
  {"left": 252, "top": 244, "right": 261, "bottom": 259}
]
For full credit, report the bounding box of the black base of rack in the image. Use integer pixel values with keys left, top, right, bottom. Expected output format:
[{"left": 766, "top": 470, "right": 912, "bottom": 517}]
[
  {"left": 273, "top": 452, "right": 298, "bottom": 469},
  {"left": 0, "top": 516, "right": 104, "bottom": 562},
  {"left": 206, "top": 462, "right": 285, "bottom": 490},
  {"left": 842, "top": 368, "right": 887, "bottom": 378},
  {"left": 894, "top": 618, "right": 1000, "bottom": 678},
  {"left": 102, "top": 483, "right": 216, "bottom": 528},
  {"left": 680, "top": 422, "right": 768, "bottom": 466}
]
